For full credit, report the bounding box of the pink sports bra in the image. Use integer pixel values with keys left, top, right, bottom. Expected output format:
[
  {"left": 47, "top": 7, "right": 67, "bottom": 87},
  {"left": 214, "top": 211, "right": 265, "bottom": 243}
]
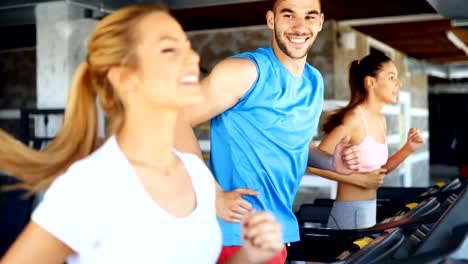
[{"left": 356, "top": 106, "right": 389, "bottom": 172}]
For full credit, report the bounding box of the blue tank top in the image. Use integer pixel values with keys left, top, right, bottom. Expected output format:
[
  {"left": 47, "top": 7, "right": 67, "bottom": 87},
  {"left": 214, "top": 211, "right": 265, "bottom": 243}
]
[{"left": 210, "top": 47, "right": 324, "bottom": 245}]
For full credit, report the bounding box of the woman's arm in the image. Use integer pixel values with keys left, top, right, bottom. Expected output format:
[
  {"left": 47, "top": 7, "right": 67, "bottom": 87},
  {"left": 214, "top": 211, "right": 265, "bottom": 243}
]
[
  {"left": 0, "top": 221, "right": 72, "bottom": 264},
  {"left": 307, "top": 167, "right": 386, "bottom": 189},
  {"left": 384, "top": 128, "right": 425, "bottom": 173}
]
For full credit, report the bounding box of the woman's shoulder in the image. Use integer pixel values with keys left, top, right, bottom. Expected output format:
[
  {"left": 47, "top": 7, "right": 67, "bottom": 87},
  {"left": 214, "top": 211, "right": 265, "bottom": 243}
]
[
  {"left": 341, "top": 107, "right": 362, "bottom": 128},
  {"left": 52, "top": 136, "right": 121, "bottom": 187},
  {"left": 337, "top": 107, "right": 367, "bottom": 143}
]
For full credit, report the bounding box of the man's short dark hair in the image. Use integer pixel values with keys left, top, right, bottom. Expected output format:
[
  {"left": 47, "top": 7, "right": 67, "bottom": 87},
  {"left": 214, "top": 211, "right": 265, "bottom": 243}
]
[
  {"left": 272, "top": 0, "right": 280, "bottom": 11},
  {"left": 271, "top": 0, "right": 322, "bottom": 12}
]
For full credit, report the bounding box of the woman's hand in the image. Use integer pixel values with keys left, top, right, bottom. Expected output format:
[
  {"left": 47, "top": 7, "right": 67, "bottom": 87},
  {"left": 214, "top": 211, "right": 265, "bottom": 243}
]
[
  {"left": 239, "top": 211, "right": 283, "bottom": 264},
  {"left": 405, "top": 128, "right": 425, "bottom": 152}
]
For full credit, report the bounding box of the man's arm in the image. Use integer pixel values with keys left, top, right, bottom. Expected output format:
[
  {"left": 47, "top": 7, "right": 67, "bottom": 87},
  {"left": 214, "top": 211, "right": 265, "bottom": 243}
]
[
  {"left": 175, "top": 57, "right": 257, "bottom": 158},
  {"left": 307, "top": 167, "right": 386, "bottom": 190},
  {"left": 184, "top": 57, "right": 258, "bottom": 126},
  {"left": 307, "top": 140, "right": 335, "bottom": 171},
  {"left": 175, "top": 119, "right": 259, "bottom": 223},
  {"left": 175, "top": 114, "right": 203, "bottom": 159},
  {"left": 175, "top": 58, "right": 257, "bottom": 156},
  {"left": 176, "top": 57, "right": 260, "bottom": 223},
  {"left": 308, "top": 123, "right": 360, "bottom": 174}
]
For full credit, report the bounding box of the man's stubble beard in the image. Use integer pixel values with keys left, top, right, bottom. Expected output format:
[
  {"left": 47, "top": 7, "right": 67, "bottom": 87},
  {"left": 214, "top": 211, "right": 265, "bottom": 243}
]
[{"left": 274, "top": 27, "right": 314, "bottom": 60}]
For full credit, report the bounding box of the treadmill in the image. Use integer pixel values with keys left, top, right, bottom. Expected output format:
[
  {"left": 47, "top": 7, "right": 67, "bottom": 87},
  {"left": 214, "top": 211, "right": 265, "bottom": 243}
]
[
  {"left": 342, "top": 186, "right": 468, "bottom": 264},
  {"left": 287, "top": 179, "right": 467, "bottom": 263}
]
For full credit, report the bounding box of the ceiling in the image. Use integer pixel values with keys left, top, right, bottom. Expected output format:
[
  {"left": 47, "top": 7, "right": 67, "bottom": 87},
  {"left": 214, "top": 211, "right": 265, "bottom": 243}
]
[
  {"left": 171, "top": 0, "right": 468, "bottom": 64},
  {"left": 0, "top": 0, "right": 467, "bottom": 65}
]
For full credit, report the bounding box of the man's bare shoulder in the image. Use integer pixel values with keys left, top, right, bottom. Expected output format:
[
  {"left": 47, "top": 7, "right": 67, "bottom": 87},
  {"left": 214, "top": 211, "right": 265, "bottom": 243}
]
[
  {"left": 212, "top": 57, "right": 257, "bottom": 76},
  {"left": 207, "top": 57, "right": 258, "bottom": 96}
]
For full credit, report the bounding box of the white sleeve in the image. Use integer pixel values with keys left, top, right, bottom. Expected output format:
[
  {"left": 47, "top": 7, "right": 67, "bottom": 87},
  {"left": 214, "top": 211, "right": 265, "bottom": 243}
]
[{"left": 32, "top": 165, "right": 103, "bottom": 253}]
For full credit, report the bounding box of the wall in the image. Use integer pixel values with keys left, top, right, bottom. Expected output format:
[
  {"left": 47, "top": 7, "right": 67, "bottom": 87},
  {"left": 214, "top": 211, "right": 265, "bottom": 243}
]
[{"left": 0, "top": 48, "right": 36, "bottom": 137}]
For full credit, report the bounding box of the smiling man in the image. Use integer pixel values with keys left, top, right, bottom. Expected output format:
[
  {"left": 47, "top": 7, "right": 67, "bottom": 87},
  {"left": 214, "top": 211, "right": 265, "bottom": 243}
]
[{"left": 179, "top": 0, "right": 361, "bottom": 263}]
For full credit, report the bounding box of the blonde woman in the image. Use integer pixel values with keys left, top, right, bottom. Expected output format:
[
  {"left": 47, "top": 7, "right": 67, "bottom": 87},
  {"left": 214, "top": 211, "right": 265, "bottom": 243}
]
[{"left": 0, "top": 4, "right": 282, "bottom": 264}]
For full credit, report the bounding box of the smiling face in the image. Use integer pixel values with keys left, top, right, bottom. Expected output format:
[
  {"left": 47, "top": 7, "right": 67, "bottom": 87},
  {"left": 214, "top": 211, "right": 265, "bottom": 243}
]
[
  {"left": 372, "top": 61, "right": 401, "bottom": 104},
  {"left": 267, "top": 0, "right": 324, "bottom": 60},
  {"left": 130, "top": 12, "right": 203, "bottom": 110}
]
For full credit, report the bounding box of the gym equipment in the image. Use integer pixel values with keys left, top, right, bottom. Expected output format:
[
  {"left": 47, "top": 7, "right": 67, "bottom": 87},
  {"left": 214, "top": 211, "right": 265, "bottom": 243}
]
[{"left": 288, "top": 178, "right": 467, "bottom": 263}]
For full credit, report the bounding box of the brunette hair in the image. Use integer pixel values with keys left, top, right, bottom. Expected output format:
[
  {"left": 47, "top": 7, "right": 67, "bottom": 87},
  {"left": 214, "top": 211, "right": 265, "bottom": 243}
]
[{"left": 322, "top": 53, "right": 391, "bottom": 134}]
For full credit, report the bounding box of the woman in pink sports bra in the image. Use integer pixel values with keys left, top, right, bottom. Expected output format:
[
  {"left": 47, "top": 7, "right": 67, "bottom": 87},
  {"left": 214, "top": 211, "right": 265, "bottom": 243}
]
[{"left": 308, "top": 53, "right": 425, "bottom": 229}]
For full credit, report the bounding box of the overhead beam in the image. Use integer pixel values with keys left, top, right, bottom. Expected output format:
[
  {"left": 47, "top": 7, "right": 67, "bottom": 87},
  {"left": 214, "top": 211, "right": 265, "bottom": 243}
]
[
  {"left": 166, "top": 0, "right": 267, "bottom": 10},
  {"left": 0, "top": 0, "right": 50, "bottom": 10},
  {"left": 446, "top": 30, "right": 468, "bottom": 56},
  {"left": 351, "top": 19, "right": 468, "bottom": 62},
  {"left": 338, "top": 13, "right": 444, "bottom": 27},
  {"left": 408, "top": 59, "right": 468, "bottom": 79},
  {"left": 350, "top": 20, "right": 452, "bottom": 39},
  {"left": 321, "top": 0, "right": 436, "bottom": 21},
  {"left": 172, "top": 1, "right": 271, "bottom": 30}
]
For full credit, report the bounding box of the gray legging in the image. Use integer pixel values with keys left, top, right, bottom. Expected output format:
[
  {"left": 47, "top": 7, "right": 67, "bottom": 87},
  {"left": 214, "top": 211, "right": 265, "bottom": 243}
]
[{"left": 327, "top": 199, "right": 377, "bottom": 230}]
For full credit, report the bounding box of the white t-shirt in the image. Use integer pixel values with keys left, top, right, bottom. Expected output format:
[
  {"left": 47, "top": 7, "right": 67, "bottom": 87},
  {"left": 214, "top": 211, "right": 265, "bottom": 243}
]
[{"left": 32, "top": 136, "right": 222, "bottom": 264}]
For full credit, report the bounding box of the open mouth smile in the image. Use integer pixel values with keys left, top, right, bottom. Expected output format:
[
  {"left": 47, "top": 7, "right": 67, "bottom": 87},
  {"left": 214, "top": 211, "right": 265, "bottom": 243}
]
[
  {"left": 286, "top": 36, "right": 309, "bottom": 45},
  {"left": 179, "top": 74, "right": 199, "bottom": 85}
]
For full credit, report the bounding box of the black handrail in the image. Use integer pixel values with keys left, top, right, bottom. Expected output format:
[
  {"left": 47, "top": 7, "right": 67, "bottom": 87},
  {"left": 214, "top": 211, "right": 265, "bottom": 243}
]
[{"left": 18, "top": 108, "right": 64, "bottom": 150}]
